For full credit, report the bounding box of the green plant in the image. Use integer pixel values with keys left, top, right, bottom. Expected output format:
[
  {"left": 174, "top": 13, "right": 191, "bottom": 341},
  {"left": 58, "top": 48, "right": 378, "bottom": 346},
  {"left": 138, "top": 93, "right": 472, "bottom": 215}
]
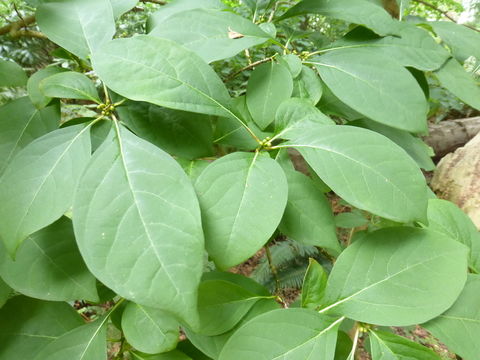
[{"left": 0, "top": 0, "right": 480, "bottom": 359}]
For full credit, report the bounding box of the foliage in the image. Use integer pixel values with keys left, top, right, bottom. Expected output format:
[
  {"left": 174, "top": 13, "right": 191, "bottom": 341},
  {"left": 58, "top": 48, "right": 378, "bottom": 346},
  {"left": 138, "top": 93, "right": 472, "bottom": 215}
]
[{"left": 0, "top": 0, "right": 480, "bottom": 359}]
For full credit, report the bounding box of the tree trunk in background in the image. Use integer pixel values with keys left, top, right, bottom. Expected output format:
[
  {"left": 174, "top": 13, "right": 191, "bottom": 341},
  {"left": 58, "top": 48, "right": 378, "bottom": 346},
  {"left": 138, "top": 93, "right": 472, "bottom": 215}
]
[
  {"left": 431, "top": 132, "right": 480, "bottom": 229},
  {"left": 425, "top": 117, "right": 480, "bottom": 159}
]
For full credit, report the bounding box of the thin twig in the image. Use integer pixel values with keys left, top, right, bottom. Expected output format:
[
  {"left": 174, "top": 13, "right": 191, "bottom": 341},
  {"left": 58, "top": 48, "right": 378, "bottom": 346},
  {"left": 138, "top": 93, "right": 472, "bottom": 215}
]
[
  {"left": 140, "top": 0, "right": 167, "bottom": 5},
  {"left": 265, "top": 245, "right": 280, "bottom": 294},
  {"left": 412, "top": 0, "right": 480, "bottom": 32},
  {"left": 224, "top": 55, "right": 276, "bottom": 81}
]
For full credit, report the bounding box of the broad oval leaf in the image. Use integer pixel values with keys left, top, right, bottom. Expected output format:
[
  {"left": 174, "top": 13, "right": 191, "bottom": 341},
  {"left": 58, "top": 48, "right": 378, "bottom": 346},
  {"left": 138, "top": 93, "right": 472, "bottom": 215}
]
[
  {"left": 185, "top": 298, "right": 280, "bottom": 359},
  {"left": 279, "top": 170, "right": 341, "bottom": 255},
  {"left": 246, "top": 61, "right": 293, "bottom": 129},
  {"left": 116, "top": 101, "right": 214, "bottom": 160},
  {"left": 280, "top": 54, "right": 303, "bottom": 78},
  {"left": 0, "top": 97, "right": 59, "bottom": 175},
  {"left": 39, "top": 72, "right": 101, "bottom": 103},
  {"left": 132, "top": 350, "right": 192, "bottom": 360},
  {"left": 292, "top": 66, "right": 323, "bottom": 105},
  {"left": 196, "top": 279, "right": 267, "bottom": 336},
  {"left": 435, "top": 58, "right": 480, "bottom": 111},
  {"left": 369, "top": 330, "right": 441, "bottom": 360},
  {"left": 195, "top": 152, "right": 288, "bottom": 269},
  {"left": 122, "top": 302, "right": 179, "bottom": 354},
  {"left": 309, "top": 49, "right": 428, "bottom": 133},
  {"left": 281, "top": 0, "right": 400, "bottom": 37},
  {"left": 109, "top": 0, "right": 137, "bottom": 17},
  {"left": 351, "top": 119, "right": 435, "bottom": 171},
  {"left": 0, "top": 217, "right": 98, "bottom": 302},
  {"left": 275, "top": 98, "right": 334, "bottom": 138},
  {"left": 301, "top": 258, "right": 328, "bottom": 309},
  {"left": 219, "top": 308, "right": 342, "bottom": 360},
  {"left": 73, "top": 124, "right": 204, "bottom": 327},
  {"left": 0, "top": 124, "right": 92, "bottom": 255},
  {"left": 426, "top": 199, "right": 480, "bottom": 273},
  {"left": 0, "top": 278, "right": 10, "bottom": 309},
  {"left": 430, "top": 21, "right": 480, "bottom": 63},
  {"left": 321, "top": 227, "right": 468, "bottom": 326},
  {"left": 0, "top": 59, "right": 27, "bottom": 87},
  {"left": 329, "top": 23, "right": 450, "bottom": 71},
  {"left": 0, "top": 296, "right": 83, "bottom": 360},
  {"left": 149, "top": 8, "right": 271, "bottom": 63},
  {"left": 27, "top": 67, "right": 67, "bottom": 109},
  {"left": 37, "top": 0, "right": 115, "bottom": 59},
  {"left": 33, "top": 316, "right": 108, "bottom": 360},
  {"left": 424, "top": 274, "right": 480, "bottom": 360},
  {"left": 283, "top": 125, "right": 428, "bottom": 223},
  {"left": 92, "top": 35, "right": 233, "bottom": 118},
  {"left": 146, "top": 0, "right": 226, "bottom": 31}
]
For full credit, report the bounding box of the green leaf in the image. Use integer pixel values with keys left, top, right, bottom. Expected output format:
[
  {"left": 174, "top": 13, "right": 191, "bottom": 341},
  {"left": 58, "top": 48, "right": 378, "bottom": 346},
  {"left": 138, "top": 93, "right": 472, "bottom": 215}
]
[
  {"left": 27, "top": 67, "right": 67, "bottom": 109},
  {"left": 334, "top": 212, "right": 368, "bottom": 229},
  {"left": 283, "top": 125, "right": 428, "bottom": 223},
  {"left": 369, "top": 330, "right": 441, "bottom": 360},
  {"left": 214, "top": 97, "right": 269, "bottom": 151},
  {"left": 280, "top": 54, "right": 303, "bottom": 78},
  {"left": 219, "top": 308, "right": 342, "bottom": 360},
  {"left": 149, "top": 9, "right": 271, "bottom": 63},
  {"left": 351, "top": 119, "right": 435, "bottom": 171},
  {"left": 0, "top": 277, "right": 11, "bottom": 308},
  {"left": 279, "top": 170, "right": 341, "bottom": 255},
  {"left": 37, "top": 0, "right": 115, "bottom": 60},
  {"left": 33, "top": 316, "right": 108, "bottom": 360},
  {"left": 195, "top": 152, "right": 288, "bottom": 269},
  {"left": 246, "top": 61, "right": 293, "bottom": 129},
  {"left": 39, "top": 72, "right": 101, "bottom": 103},
  {"left": 117, "top": 101, "right": 213, "bottom": 160},
  {"left": 132, "top": 350, "right": 193, "bottom": 360},
  {"left": 329, "top": 23, "right": 450, "bottom": 71},
  {"left": 202, "top": 271, "right": 270, "bottom": 296},
  {"left": 321, "top": 227, "right": 468, "bottom": 326},
  {"left": 0, "top": 296, "right": 83, "bottom": 360},
  {"left": 281, "top": 0, "right": 400, "bottom": 37},
  {"left": 275, "top": 98, "right": 334, "bottom": 139},
  {"left": 301, "top": 259, "right": 328, "bottom": 309},
  {"left": 0, "top": 97, "right": 59, "bottom": 175},
  {"left": 92, "top": 36, "right": 233, "bottom": 118},
  {"left": 435, "top": 58, "right": 480, "bottom": 111},
  {"left": 147, "top": 0, "right": 225, "bottom": 32},
  {"left": 426, "top": 199, "right": 480, "bottom": 274},
  {"left": 0, "top": 217, "right": 98, "bottom": 302},
  {"left": 109, "top": 0, "right": 137, "bottom": 17},
  {"left": 424, "top": 274, "right": 480, "bottom": 360},
  {"left": 196, "top": 279, "right": 267, "bottom": 336},
  {"left": 0, "top": 124, "right": 92, "bottom": 255},
  {"left": 308, "top": 49, "right": 428, "bottom": 133},
  {"left": 335, "top": 331, "right": 353, "bottom": 360},
  {"left": 185, "top": 298, "right": 279, "bottom": 359},
  {"left": 122, "top": 302, "right": 179, "bottom": 354},
  {"left": 73, "top": 124, "right": 204, "bottom": 327},
  {"left": 292, "top": 66, "right": 323, "bottom": 105},
  {"left": 177, "top": 159, "right": 209, "bottom": 181},
  {"left": 0, "top": 59, "right": 27, "bottom": 87},
  {"left": 430, "top": 21, "right": 480, "bottom": 63}
]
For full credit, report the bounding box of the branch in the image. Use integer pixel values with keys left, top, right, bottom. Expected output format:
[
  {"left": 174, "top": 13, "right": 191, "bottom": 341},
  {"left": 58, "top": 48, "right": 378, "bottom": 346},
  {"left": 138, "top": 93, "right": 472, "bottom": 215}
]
[
  {"left": 412, "top": 0, "right": 480, "bottom": 32},
  {"left": 224, "top": 55, "right": 276, "bottom": 82},
  {"left": 11, "top": 29, "right": 47, "bottom": 39},
  {"left": 140, "top": 0, "right": 167, "bottom": 4},
  {"left": 0, "top": 14, "right": 35, "bottom": 36}
]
